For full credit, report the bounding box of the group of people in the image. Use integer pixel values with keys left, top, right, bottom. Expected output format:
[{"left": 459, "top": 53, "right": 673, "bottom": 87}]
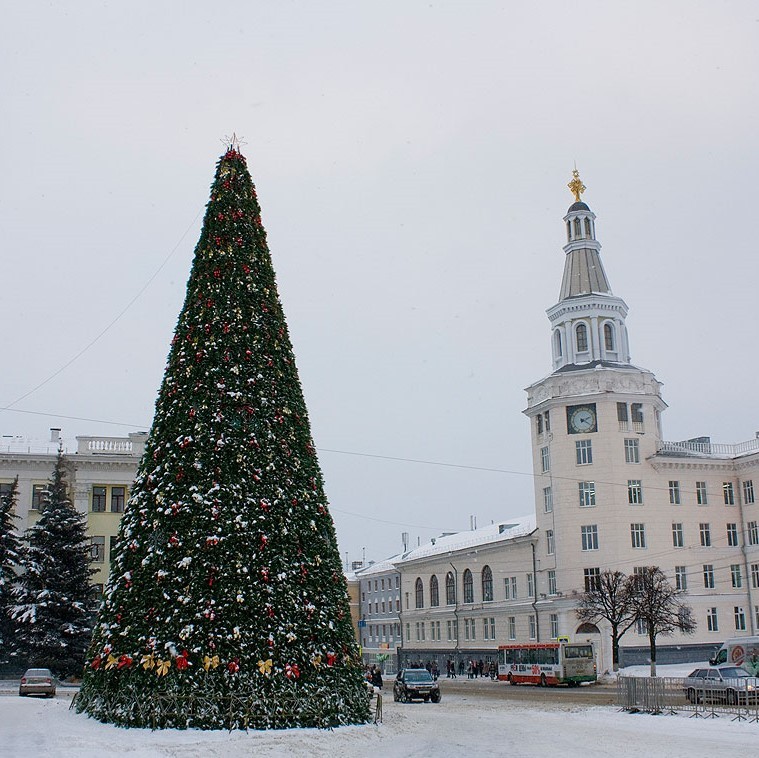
[
  {"left": 366, "top": 664, "right": 383, "bottom": 690},
  {"left": 446, "top": 659, "right": 498, "bottom": 679}
]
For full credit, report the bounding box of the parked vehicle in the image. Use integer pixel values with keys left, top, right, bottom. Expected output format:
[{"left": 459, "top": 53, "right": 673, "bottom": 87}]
[
  {"left": 683, "top": 667, "right": 758, "bottom": 705},
  {"left": 18, "top": 668, "right": 56, "bottom": 698},
  {"left": 393, "top": 668, "right": 441, "bottom": 703},
  {"left": 709, "top": 637, "right": 759, "bottom": 676},
  {"left": 497, "top": 642, "right": 596, "bottom": 686}
]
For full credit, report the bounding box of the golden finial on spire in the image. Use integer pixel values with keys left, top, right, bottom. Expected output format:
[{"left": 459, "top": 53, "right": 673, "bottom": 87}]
[{"left": 568, "top": 168, "right": 586, "bottom": 203}]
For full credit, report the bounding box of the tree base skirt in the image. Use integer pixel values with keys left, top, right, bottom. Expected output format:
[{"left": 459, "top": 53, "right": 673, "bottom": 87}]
[{"left": 75, "top": 682, "right": 370, "bottom": 730}]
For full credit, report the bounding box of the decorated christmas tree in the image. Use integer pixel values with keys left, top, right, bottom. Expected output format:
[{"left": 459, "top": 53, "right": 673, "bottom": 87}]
[
  {"left": 77, "top": 142, "right": 369, "bottom": 729},
  {"left": 12, "top": 452, "right": 95, "bottom": 674}
]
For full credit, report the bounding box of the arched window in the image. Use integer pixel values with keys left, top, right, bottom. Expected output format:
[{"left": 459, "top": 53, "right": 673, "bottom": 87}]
[
  {"left": 604, "top": 322, "right": 615, "bottom": 352},
  {"left": 445, "top": 572, "right": 456, "bottom": 605},
  {"left": 463, "top": 569, "right": 474, "bottom": 604},
  {"left": 584, "top": 218, "right": 592, "bottom": 237},
  {"left": 415, "top": 577, "right": 424, "bottom": 609},
  {"left": 554, "top": 329, "right": 563, "bottom": 357},
  {"left": 566, "top": 221, "right": 572, "bottom": 243},
  {"left": 574, "top": 218, "right": 582, "bottom": 237},
  {"left": 575, "top": 323, "right": 588, "bottom": 353},
  {"left": 430, "top": 575, "right": 439, "bottom": 607},
  {"left": 481, "top": 565, "right": 493, "bottom": 602}
]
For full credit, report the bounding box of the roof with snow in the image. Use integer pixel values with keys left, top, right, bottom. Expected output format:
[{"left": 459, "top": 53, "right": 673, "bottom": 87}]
[{"left": 396, "top": 515, "right": 537, "bottom": 564}]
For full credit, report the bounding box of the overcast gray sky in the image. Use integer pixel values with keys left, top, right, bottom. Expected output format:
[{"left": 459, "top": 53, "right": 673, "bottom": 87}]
[{"left": 2, "top": 1, "right": 758, "bottom": 565}]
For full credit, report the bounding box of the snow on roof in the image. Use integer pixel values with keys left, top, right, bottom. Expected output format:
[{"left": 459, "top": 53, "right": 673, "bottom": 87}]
[
  {"left": 397, "top": 514, "right": 536, "bottom": 564},
  {"left": 354, "top": 555, "right": 403, "bottom": 577},
  {"left": 0, "top": 435, "right": 73, "bottom": 456}
]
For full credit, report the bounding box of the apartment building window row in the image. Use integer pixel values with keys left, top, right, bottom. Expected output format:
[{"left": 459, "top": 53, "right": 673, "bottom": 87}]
[
  {"left": 540, "top": 446, "right": 550, "bottom": 472},
  {"left": 483, "top": 617, "right": 496, "bottom": 640},
  {"left": 743, "top": 480, "right": 755, "bottom": 505},
  {"left": 584, "top": 567, "right": 601, "bottom": 592},
  {"left": 628, "top": 480, "right": 643, "bottom": 505},
  {"left": 703, "top": 564, "right": 715, "bottom": 589},
  {"left": 731, "top": 564, "right": 742, "bottom": 589},
  {"left": 707, "top": 607, "right": 718, "bottom": 632},
  {"left": 578, "top": 481, "right": 596, "bottom": 507},
  {"left": 548, "top": 569, "right": 557, "bottom": 595},
  {"left": 735, "top": 607, "right": 747, "bottom": 631},
  {"left": 543, "top": 486, "right": 553, "bottom": 513},
  {"left": 91, "top": 484, "right": 127, "bottom": 513},
  {"left": 727, "top": 522, "right": 739, "bottom": 547},
  {"left": 576, "top": 439, "right": 593, "bottom": 465},
  {"left": 546, "top": 529, "right": 555, "bottom": 556},
  {"left": 624, "top": 438, "right": 640, "bottom": 464},
  {"left": 699, "top": 522, "right": 711, "bottom": 547},
  {"left": 672, "top": 522, "right": 684, "bottom": 548},
  {"left": 581, "top": 524, "right": 599, "bottom": 551},
  {"left": 675, "top": 565, "right": 687, "bottom": 590},
  {"left": 630, "top": 523, "right": 646, "bottom": 549},
  {"left": 669, "top": 480, "right": 681, "bottom": 505},
  {"left": 696, "top": 481, "right": 708, "bottom": 505},
  {"left": 723, "top": 482, "right": 735, "bottom": 506}
]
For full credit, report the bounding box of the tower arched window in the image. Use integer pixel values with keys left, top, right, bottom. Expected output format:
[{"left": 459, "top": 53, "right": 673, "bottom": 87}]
[
  {"left": 575, "top": 323, "right": 589, "bottom": 353},
  {"left": 574, "top": 218, "right": 582, "bottom": 237},
  {"left": 584, "top": 218, "right": 592, "bottom": 237},
  {"left": 415, "top": 577, "right": 424, "bottom": 609},
  {"left": 566, "top": 221, "right": 572, "bottom": 243},
  {"left": 445, "top": 572, "right": 456, "bottom": 605},
  {"left": 463, "top": 569, "right": 474, "bottom": 604},
  {"left": 481, "top": 565, "right": 493, "bottom": 602},
  {"left": 604, "top": 322, "right": 615, "bottom": 352},
  {"left": 430, "top": 575, "right": 439, "bottom": 607},
  {"left": 554, "top": 329, "right": 563, "bottom": 357}
]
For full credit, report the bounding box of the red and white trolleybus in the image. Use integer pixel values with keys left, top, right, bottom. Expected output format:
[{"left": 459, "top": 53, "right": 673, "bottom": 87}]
[{"left": 497, "top": 641, "right": 596, "bottom": 687}]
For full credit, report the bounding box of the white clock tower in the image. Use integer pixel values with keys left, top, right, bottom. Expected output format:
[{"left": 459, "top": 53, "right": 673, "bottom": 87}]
[{"left": 524, "top": 171, "right": 668, "bottom": 665}]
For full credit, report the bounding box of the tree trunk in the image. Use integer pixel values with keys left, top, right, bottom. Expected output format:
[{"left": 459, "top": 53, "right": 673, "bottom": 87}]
[
  {"left": 649, "top": 629, "right": 657, "bottom": 677},
  {"left": 611, "top": 625, "right": 620, "bottom": 672}
]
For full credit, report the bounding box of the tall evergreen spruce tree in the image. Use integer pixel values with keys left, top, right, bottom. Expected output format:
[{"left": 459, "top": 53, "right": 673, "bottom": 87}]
[
  {"left": 12, "top": 450, "right": 95, "bottom": 674},
  {"left": 0, "top": 478, "right": 22, "bottom": 664},
  {"left": 77, "top": 145, "right": 369, "bottom": 730}
]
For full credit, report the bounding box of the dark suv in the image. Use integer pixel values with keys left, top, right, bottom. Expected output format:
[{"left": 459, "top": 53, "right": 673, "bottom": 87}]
[{"left": 393, "top": 668, "right": 441, "bottom": 703}]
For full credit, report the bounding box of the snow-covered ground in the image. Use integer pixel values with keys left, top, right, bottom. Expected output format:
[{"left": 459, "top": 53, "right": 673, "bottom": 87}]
[{"left": 1, "top": 664, "right": 755, "bottom": 758}]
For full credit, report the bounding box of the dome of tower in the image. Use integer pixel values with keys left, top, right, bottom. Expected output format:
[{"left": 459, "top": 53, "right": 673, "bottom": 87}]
[{"left": 568, "top": 201, "right": 590, "bottom": 212}]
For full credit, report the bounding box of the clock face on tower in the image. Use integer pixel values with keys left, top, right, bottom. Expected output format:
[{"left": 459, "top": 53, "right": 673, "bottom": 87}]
[{"left": 567, "top": 404, "right": 597, "bottom": 434}]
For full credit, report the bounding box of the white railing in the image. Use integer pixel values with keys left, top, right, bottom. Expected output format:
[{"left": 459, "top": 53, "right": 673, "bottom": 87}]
[
  {"left": 79, "top": 437, "right": 134, "bottom": 455},
  {"left": 657, "top": 437, "right": 759, "bottom": 457}
]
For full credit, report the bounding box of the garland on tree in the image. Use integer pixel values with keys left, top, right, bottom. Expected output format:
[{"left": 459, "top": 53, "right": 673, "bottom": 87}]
[{"left": 77, "top": 145, "right": 369, "bottom": 729}]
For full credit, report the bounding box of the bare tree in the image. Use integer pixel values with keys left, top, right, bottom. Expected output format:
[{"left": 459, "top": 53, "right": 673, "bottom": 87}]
[
  {"left": 576, "top": 569, "right": 637, "bottom": 672},
  {"left": 628, "top": 566, "right": 696, "bottom": 676}
]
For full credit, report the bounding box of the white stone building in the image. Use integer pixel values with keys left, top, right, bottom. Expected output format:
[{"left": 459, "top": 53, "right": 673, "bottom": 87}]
[{"left": 399, "top": 174, "right": 759, "bottom": 673}]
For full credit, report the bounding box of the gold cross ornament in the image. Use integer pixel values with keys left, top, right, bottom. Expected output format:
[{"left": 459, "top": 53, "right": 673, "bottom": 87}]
[{"left": 568, "top": 168, "right": 586, "bottom": 202}]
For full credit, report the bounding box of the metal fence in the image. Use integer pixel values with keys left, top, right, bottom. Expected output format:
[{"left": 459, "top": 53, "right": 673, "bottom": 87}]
[{"left": 617, "top": 676, "right": 759, "bottom": 721}]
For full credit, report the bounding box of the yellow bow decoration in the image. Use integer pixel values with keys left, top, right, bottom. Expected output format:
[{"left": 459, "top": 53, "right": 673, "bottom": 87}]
[
  {"left": 257, "top": 658, "right": 273, "bottom": 676},
  {"left": 104, "top": 654, "right": 119, "bottom": 670},
  {"left": 141, "top": 653, "right": 156, "bottom": 671},
  {"left": 156, "top": 659, "right": 171, "bottom": 677},
  {"left": 203, "top": 655, "right": 220, "bottom": 672}
]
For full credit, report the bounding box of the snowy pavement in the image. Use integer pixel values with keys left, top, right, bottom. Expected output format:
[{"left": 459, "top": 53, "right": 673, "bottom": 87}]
[{"left": 1, "top": 676, "right": 758, "bottom": 758}]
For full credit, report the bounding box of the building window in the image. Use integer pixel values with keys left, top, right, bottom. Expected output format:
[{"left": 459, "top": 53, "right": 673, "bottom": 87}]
[
  {"left": 627, "top": 480, "right": 643, "bottom": 505},
  {"left": 430, "top": 575, "right": 439, "bottom": 607},
  {"left": 527, "top": 573, "right": 535, "bottom": 598},
  {"left": 735, "top": 607, "right": 747, "bottom": 631},
  {"left": 727, "top": 523, "right": 739, "bottom": 547},
  {"left": 482, "top": 565, "right": 493, "bottom": 602},
  {"left": 447, "top": 620, "right": 453, "bottom": 641},
  {"left": 707, "top": 608, "right": 718, "bottom": 632},
  {"left": 550, "top": 613, "right": 559, "bottom": 639},
  {"left": 543, "top": 486, "right": 553, "bottom": 513},
  {"left": 752, "top": 564, "right": 759, "bottom": 589},
  {"left": 546, "top": 529, "right": 555, "bottom": 555},
  {"left": 463, "top": 569, "right": 474, "bottom": 604},
  {"left": 508, "top": 617, "right": 516, "bottom": 640},
  {"left": 669, "top": 481, "right": 681, "bottom": 505},
  {"left": 575, "top": 440, "right": 593, "bottom": 465},
  {"left": 696, "top": 481, "right": 708, "bottom": 505},
  {"left": 635, "top": 618, "right": 648, "bottom": 636},
  {"left": 723, "top": 482, "right": 735, "bottom": 506},
  {"left": 31, "top": 484, "right": 47, "bottom": 510},
  {"left": 583, "top": 568, "right": 601, "bottom": 592},
  {"left": 578, "top": 481, "right": 596, "bottom": 507},
  {"left": 575, "top": 323, "right": 588, "bottom": 353},
  {"left": 415, "top": 622, "right": 420, "bottom": 642},
  {"left": 92, "top": 485, "right": 107, "bottom": 513},
  {"left": 536, "top": 414, "right": 543, "bottom": 435},
  {"left": 743, "top": 480, "right": 755, "bottom": 504},
  {"left": 731, "top": 564, "right": 743, "bottom": 589},
  {"left": 703, "top": 564, "right": 715, "bottom": 589},
  {"left": 555, "top": 329, "right": 563, "bottom": 357},
  {"left": 624, "top": 439, "right": 640, "bottom": 464},
  {"left": 483, "top": 617, "right": 496, "bottom": 640},
  {"left": 699, "top": 523, "right": 711, "bottom": 547},
  {"left": 548, "top": 569, "right": 557, "bottom": 595},
  {"left": 111, "top": 486, "right": 126, "bottom": 513},
  {"left": 581, "top": 524, "right": 599, "bottom": 551},
  {"left": 90, "top": 536, "right": 105, "bottom": 563},
  {"left": 604, "top": 322, "right": 615, "bottom": 351},
  {"left": 617, "top": 402, "right": 629, "bottom": 429},
  {"left": 415, "top": 577, "right": 424, "bottom": 609},
  {"left": 675, "top": 565, "right": 687, "bottom": 591},
  {"left": 672, "top": 523, "right": 684, "bottom": 548},
  {"left": 446, "top": 572, "right": 456, "bottom": 605},
  {"left": 540, "top": 446, "right": 550, "bottom": 472},
  {"left": 749, "top": 521, "right": 759, "bottom": 546},
  {"left": 630, "top": 523, "right": 646, "bottom": 549},
  {"left": 631, "top": 403, "right": 643, "bottom": 424},
  {"left": 505, "top": 576, "right": 518, "bottom": 600},
  {"left": 528, "top": 615, "right": 537, "bottom": 640}
]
